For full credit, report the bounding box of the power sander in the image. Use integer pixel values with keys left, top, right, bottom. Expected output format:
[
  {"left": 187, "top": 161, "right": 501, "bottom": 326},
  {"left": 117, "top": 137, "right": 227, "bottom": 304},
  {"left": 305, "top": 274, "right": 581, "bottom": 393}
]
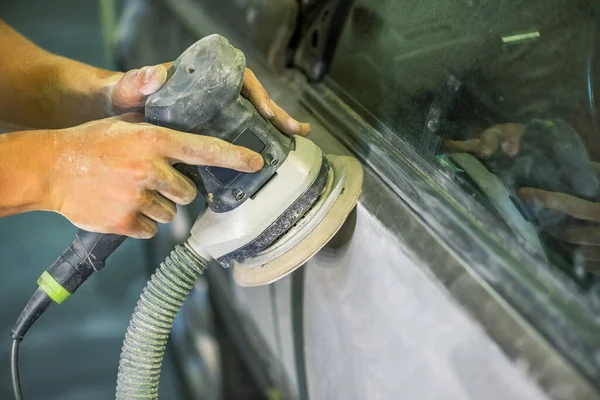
[{"left": 9, "top": 34, "right": 363, "bottom": 399}]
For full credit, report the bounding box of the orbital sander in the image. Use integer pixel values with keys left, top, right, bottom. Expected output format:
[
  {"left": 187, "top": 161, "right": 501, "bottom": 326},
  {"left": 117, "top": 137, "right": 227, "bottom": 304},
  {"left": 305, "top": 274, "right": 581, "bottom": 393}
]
[
  {"left": 145, "top": 34, "right": 363, "bottom": 286},
  {"left": 9, "top": 34, "right": 363, "bottom": 400}
]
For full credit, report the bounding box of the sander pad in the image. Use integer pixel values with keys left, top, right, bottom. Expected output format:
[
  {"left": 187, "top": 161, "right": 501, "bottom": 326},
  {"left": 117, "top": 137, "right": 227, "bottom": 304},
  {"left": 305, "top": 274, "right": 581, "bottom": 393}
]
[{"left": 233, "top": 154, "right": 364, "bottom": 286}]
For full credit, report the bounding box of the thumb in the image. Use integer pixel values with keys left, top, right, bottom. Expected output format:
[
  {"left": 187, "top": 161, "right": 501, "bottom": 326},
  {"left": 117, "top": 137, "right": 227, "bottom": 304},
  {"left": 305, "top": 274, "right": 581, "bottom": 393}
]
[{"left": 111, "top": 65, "right": 169, "bottom": 112}]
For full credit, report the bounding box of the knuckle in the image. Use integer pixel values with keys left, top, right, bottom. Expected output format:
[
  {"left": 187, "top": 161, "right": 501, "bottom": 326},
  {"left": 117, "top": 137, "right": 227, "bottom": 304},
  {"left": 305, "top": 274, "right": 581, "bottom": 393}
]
[
  {"left": 119, "top": 69, "right": 139, "bottom": 85},
  {"left": 143, "top": 193, "right": 155, "bottom": 210},
  {"left": 132, "top": 189, "right": 152, "bottom": 209},
  {"left": 143, "top": 158, "right": 158, "bottom": 174},
  {"left": 202, "top": 140, "right": 222, "bottom": 164},
  {"left": 135, "top": 127, "right": 161, "bottom": 145},
  {"left": 129, "top": 67, "right": 142, "bottom": 77},
  {"left": 180, "top": 143, "right": 194, "bottom": 158},
  {"left": 115, "top": 214, "right": 137, "bottom": 234},
  {"left": 132, "top": 159, "right": 158, "bottom": 183},
  {"left": 149, "top": 160, "right": 168, "bottom": 186},
  {"left": 131, "top": 168, "right": 149, "bottom": 183}
]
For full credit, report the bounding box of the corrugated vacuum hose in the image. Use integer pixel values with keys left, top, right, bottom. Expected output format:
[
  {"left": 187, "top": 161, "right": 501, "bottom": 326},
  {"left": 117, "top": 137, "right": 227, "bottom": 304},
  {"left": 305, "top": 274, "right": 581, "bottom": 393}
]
[{"left": 116, "top": 243, "right": 208, "bottom": 399}]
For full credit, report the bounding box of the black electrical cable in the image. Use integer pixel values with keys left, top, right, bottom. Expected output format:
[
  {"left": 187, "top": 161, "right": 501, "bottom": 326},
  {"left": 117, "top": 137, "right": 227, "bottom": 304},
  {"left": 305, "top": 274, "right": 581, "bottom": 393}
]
[
  {"left": 9, "top": 289, "right": 54, "bottom": 400},
  {"left": 11, "top": 339, "right": 23, "bottom": 400},
  {"left": 9, "top": 231, "right": 125, "bottom": 399}
]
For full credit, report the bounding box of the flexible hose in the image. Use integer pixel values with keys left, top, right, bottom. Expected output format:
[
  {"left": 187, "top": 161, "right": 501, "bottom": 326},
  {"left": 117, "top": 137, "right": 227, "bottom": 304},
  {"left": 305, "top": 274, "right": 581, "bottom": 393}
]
[{"left": 116, "top": 243, "right": 208, "bottom": 399}]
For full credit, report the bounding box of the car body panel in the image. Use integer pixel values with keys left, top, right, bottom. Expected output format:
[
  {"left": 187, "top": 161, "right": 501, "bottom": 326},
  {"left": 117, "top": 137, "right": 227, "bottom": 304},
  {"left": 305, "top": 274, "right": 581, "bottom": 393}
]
[{"left": 302, "top": 205, "right": 545, "bottom": 400}]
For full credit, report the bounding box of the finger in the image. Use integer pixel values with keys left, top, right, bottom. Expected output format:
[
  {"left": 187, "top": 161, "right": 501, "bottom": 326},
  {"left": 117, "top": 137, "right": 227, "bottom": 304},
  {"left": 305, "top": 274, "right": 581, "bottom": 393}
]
[
  {"left": 241, "top": 68, "right": 274, "bottom": 118},
  {"left": 147, "top": 163, "right": 197, "bottom": 205},
  {"left": 569, "top": 245, "right": 600, "bottom": 273},
  {"left": 112, "top": 64, "right": 169, "bottom": 111},
  {"left": 445, "top": 138, "right": 481, "bottom": 153},
  {"left": 519, "top": 188, "right": 600, "bottom": 221},
  {"left": 241, "top": 68, "right": 310, "bottom": 136},
  {"left": 574, "top": 246, "right": 600, "bottom": 261},
  {"left": 132, "top": 214, "right": 159, "bottom": 239},
  {"left": 478, "top": 126, "right": 503, "bottom": 158},
  {"left": 161, "top": 129, "right": 264, "bottom": 172},
  {"left": 139, "top": 191, "right": 177, "bottom": 224},
  {"left": 499, "top": 123, "right": 525, "bottom": 156},
  {"left": 583, "top": 261, "right": 600, "bottom": 274},
  {"left": 268, "top": 100, "right": 311, "bottom": 136},
  {"left": 560, "top": 226, "right": 600, "bottom": 245}
]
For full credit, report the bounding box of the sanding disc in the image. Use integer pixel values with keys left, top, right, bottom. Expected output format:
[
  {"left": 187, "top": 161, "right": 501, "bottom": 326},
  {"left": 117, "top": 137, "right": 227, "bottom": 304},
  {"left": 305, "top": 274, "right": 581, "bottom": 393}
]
[{"left": 233, "top": 155, "right": 364, "bottom": 286}]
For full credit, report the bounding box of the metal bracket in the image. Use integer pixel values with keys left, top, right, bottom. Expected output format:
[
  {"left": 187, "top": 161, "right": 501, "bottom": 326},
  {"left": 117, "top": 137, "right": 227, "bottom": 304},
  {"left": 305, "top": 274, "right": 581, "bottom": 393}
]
[{"left": 290, "top": 0, "right": 355, "bottom": 81}]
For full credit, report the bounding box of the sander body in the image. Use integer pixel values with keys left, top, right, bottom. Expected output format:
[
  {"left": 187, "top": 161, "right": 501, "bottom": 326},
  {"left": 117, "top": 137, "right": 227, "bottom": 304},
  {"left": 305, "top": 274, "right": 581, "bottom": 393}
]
[{"left": 146, "top": 34, "right": 363, "bottom": 285}]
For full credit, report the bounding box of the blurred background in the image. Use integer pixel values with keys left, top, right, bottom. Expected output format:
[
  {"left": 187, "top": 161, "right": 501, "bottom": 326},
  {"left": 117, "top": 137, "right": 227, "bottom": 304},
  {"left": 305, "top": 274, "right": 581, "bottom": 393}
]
[{"left": 0, "top": 1, "right": 182, "bottom": 398}]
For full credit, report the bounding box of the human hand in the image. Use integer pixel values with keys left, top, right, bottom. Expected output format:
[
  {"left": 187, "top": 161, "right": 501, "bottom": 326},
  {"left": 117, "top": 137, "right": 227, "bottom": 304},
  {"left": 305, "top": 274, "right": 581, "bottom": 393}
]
[
  {"left": 47, "top": 114, "right": 264, "bottom": 239},
  {"left": 519, "top": 188, "right": 600, "bottom": 273},
  {"left": 107, "top": 64, "right": 311, "bottom": 136},
  {"left": 446, "top": 122, "right": 600, "bottom": 273},
  {"left": 445, "top": 123, "right": 525, "bottom": 159}
]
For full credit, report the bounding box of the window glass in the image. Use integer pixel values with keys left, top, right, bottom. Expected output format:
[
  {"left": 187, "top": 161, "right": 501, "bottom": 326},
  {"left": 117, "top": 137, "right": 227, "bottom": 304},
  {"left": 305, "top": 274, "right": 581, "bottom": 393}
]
[{"left": 327, "top": 0, "right": 600, "bottom": 290}]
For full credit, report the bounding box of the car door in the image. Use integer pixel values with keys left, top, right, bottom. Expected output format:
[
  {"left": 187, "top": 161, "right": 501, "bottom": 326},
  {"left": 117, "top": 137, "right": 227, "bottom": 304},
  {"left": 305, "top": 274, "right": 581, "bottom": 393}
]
[
  {"left": 282, "top": 1, "right": 600, "bottom": 398},
  {"left": 223, "top": 0, "right": 600, "bottom": 398},
  {"left": 115, "top": 0, "right": 600, "bottom": 399}
]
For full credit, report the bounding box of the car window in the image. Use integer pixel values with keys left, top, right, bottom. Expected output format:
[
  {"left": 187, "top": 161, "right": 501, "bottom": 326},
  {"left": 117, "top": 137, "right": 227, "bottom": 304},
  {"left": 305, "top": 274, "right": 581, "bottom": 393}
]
[{"left": 326, "top": 0, "right": 600, "bottom": 292}]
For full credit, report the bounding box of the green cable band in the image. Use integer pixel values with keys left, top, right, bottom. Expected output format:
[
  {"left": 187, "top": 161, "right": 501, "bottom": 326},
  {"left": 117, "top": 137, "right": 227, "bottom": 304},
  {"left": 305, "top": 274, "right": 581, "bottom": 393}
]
[{"left": 37, "top": 271, "right": 71, "bottom": 304}]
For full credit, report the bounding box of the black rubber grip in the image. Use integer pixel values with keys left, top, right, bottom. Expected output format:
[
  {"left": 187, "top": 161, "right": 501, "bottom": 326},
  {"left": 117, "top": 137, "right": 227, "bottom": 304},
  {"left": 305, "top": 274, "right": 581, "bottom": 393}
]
[{"left": 145, "top": 35, "right": 292, "bottom": 213}]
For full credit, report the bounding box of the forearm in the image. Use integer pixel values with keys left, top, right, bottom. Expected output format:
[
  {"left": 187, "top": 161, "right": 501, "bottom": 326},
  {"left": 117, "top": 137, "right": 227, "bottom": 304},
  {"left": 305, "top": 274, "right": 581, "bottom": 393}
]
[
  {"left": 0, "top": 21, "right": 122, "bottom": 129},
  {"left": 0, "top": 130, "right": 55, "bottom": 215}
]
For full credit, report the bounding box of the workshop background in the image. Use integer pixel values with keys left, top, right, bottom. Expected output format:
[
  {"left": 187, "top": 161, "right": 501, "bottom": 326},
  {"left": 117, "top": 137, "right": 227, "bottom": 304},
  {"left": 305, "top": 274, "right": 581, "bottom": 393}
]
[{"left": 0, "top": 1, "right": 182, "bottom": 398}]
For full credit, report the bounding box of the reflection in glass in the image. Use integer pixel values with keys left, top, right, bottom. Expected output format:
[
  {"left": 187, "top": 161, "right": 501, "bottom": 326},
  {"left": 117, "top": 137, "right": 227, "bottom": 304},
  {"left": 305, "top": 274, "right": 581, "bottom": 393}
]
[{"left": 327, "top": 0, "right": 600, "bottom": 287}]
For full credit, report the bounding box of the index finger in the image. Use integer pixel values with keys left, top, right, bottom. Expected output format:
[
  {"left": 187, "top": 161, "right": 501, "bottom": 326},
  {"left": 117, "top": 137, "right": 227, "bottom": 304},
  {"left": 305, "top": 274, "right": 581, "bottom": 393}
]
[
  {"left": 519, "top": 188, "right": 600, "bottom": 221},
  {"left": 157, "top": 127, "right": 264, "bottom": 172}
]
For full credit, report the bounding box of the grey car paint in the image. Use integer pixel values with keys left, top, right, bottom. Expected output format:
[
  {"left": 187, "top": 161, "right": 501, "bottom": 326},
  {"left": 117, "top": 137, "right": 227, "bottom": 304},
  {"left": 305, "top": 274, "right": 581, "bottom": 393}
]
[
  {"left": 115, "top": 0, "right": 600, "bottom": 399},
  {"left": 302, "top": 206, "right": 543, "bottom": 400}
]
